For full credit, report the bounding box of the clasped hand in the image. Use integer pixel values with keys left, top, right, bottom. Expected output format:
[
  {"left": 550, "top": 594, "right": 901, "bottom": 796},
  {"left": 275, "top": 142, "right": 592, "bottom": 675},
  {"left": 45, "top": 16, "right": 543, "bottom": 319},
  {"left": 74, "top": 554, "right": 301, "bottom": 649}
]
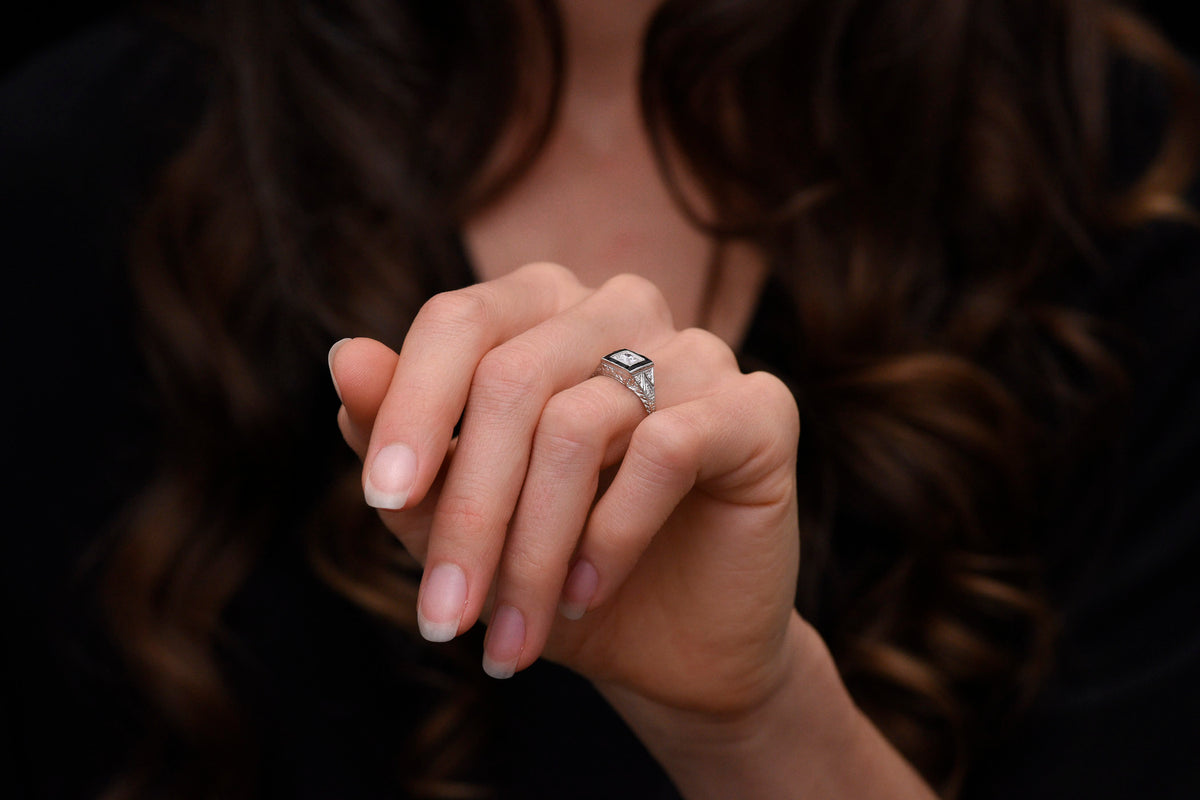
[{"left": 329, "top": 262, "right": 803, "bottom": 717}]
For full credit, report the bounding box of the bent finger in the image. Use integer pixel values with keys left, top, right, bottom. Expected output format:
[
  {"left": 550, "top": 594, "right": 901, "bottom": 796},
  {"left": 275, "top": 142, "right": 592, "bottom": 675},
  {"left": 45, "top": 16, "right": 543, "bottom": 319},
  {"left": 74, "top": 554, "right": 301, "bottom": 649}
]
[
  {"left": 480, "top": 373, "right": 648, "bottom": 678},
  {"left": 329, "top": 337, "right": 400, "bottom": 459},
  {"left": 362, "top": 262, "right": 588, "bottom": 512},
  {"left": 572, "top": 372, "right": 800, "bottom": 616},
  {"left": 418, "top": 275, "right": 675, "bottom": 644}
]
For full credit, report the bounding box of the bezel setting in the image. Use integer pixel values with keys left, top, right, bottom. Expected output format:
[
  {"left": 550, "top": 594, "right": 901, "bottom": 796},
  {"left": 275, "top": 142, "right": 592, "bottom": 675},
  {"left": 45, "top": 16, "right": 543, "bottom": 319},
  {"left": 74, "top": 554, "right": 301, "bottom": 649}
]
[
  {"left": 602, "top": 349, "right": 652, "bottom": 373},
  {"left": 595, "top": 349, "right": 655, "bottom": 414}
]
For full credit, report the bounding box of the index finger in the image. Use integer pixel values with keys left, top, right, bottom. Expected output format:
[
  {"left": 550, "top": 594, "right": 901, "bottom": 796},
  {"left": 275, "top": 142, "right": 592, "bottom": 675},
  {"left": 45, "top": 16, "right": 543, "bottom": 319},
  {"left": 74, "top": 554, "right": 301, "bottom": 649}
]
[{"left": 362, "top": 262, "right": 588, "bottom": 510}]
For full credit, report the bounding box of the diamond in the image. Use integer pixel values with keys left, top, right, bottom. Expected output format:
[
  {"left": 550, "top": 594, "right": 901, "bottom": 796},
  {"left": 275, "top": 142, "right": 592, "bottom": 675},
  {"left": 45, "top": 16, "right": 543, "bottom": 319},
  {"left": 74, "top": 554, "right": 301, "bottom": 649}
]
[{"left": 610, "top": 350, "right": 643, "bottom": 367}]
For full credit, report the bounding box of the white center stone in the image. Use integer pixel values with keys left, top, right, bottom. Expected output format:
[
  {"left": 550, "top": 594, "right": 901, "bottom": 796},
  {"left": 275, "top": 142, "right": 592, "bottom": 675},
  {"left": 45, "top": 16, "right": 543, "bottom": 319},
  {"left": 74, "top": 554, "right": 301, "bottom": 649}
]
[{"left": 611, "top": 350, "right": 643, "bottom": 367}]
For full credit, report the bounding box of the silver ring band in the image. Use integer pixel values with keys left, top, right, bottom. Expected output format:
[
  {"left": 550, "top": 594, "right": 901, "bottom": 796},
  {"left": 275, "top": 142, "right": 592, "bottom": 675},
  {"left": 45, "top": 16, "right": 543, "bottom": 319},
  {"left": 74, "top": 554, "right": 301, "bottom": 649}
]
[{"left": 593, "top": 349, "right": 655, "bottom": 414}]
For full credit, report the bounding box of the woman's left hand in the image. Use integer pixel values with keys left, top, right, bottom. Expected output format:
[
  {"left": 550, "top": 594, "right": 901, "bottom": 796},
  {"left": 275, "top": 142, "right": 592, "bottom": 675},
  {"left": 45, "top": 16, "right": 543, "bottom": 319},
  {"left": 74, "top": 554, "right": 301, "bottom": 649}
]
[{"left": 328, "top": 262, "right": 804, "bottom": 718}]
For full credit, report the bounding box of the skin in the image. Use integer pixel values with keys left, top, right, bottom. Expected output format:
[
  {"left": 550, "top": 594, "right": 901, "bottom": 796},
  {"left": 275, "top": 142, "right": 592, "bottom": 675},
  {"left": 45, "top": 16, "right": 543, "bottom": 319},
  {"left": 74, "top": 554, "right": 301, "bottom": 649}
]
[
  {"left": 328, "top": 1, "right": 940, "bottom": 796},
  {"left": 334, "top": 265, "right": 799, "bottom": 700}
]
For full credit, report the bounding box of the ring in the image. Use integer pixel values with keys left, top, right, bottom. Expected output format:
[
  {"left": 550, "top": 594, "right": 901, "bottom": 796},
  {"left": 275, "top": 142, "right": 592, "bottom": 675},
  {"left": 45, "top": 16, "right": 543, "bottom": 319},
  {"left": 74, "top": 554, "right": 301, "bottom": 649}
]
[{"left": 593, "top": 349, "right": 655, "bottom": 414}]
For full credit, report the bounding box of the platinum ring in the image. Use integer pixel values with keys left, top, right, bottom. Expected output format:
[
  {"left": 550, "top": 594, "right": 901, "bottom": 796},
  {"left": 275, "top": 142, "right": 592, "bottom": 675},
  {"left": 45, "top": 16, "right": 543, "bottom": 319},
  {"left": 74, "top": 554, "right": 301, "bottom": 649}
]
[{"left": 593, "top": 349, "right": 655, "bottom": 414}]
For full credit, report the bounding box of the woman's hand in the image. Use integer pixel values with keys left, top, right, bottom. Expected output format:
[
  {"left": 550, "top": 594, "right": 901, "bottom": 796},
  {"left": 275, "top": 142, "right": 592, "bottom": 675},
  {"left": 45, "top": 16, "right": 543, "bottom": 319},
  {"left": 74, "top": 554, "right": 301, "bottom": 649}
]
[{"left": 328, "top": 262, "right": 803, "bottom": 717}]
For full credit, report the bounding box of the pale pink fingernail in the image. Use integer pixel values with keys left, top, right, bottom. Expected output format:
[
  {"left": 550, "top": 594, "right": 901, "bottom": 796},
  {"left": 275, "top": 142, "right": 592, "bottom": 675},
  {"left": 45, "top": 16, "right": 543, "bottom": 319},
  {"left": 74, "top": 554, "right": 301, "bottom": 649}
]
[
  {"left": 558, "top": 559, "right": 599, "bottom": 621},
  {"left": 364, "top": 443, "right": 417, "bottom": 509},
  {"left": 418, "top": 563, "right": 467, "bottom": 642},
  {"left": 482, "top": 605, "right": 525, "bottom": 679},
  {"left": 327, "top": 338, "right": 351, "bottom": 402}
]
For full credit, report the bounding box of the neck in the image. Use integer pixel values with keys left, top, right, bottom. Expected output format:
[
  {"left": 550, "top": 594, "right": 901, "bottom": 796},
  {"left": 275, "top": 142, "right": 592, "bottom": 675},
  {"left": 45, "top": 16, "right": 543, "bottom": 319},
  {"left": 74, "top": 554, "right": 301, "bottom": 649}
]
[{"left": 557, "top": 0, "right": 660, "bottom": 99}]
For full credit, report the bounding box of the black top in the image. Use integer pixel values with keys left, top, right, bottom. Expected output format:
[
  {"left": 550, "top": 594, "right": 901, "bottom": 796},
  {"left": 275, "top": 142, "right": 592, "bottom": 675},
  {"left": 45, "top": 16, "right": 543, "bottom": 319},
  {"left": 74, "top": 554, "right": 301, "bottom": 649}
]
[{"left": 3, "top": 15, "right": 1199, "bottom": 800}]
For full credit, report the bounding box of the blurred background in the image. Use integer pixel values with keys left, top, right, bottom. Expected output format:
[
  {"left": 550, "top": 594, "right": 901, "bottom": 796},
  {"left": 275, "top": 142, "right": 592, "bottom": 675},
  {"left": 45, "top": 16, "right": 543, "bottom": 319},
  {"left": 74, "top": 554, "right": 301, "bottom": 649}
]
[{"left": 3, "top": 1, "right": 1198, "bottom": 82}]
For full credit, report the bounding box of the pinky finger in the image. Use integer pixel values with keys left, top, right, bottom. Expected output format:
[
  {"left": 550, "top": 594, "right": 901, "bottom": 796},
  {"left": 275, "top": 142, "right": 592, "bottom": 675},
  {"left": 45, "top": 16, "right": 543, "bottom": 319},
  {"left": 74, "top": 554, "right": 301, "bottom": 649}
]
[
  {"left": 560, "top": 407, "right": 703, "bottom": 619},
  {"left": 566, "top": 374, "right": 799, "bottom": 618}
]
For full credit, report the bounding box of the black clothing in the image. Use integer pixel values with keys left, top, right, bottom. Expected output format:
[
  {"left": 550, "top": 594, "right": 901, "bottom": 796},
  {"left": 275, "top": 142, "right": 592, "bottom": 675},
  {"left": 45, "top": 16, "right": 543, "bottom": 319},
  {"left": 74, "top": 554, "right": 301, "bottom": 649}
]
[{"left": 4, "top": 15, "right": 1199, "bottom": 800}]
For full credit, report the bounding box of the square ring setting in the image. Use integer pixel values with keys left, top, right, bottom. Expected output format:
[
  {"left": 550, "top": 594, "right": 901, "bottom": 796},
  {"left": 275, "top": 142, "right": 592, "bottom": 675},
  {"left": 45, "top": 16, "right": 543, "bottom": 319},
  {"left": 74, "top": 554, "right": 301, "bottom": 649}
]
[{"left": 594, "top": 349, "right": 655, "bottom": 414}]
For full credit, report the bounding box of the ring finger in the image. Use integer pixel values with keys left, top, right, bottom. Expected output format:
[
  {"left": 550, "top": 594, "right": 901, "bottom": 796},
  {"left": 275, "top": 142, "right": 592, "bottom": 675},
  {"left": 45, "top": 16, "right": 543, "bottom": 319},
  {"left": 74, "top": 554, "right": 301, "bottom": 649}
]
[
  {"left": 478, "top": 370, "right": 647, "bottom": 678},
  {"left": 481, "top": 328, "right": 737, "bottom": 678}
]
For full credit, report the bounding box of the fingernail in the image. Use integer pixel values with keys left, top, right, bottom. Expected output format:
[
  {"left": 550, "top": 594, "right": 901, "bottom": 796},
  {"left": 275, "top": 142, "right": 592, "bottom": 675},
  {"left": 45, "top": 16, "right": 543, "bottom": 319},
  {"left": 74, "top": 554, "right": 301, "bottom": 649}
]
[
  {"left": 364, "top": 443, "right": 417, "bottom": 509},
  {"left": 559, "top": 559, "right": 599, "bottom": 621},
  {"left": 327, "top": 338, "right": 351, "bottom": 402},
  {"left": 417, "top": 563, "right": 467, "bottom": 642},
  {"left": 482, "top": 605, "right": 525, "bottom": 679}
]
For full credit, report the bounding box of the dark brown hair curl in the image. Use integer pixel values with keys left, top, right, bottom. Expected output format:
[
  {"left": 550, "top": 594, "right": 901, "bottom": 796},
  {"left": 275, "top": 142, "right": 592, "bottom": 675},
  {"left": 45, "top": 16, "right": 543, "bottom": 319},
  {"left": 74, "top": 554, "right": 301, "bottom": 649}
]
[{"left": 104, "top": 1, "right": 1198, "bottom": 797}]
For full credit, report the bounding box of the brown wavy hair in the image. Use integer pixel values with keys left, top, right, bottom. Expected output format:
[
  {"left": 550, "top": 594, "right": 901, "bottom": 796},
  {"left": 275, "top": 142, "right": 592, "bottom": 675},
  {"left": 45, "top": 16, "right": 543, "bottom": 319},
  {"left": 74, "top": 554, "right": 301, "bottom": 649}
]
[{"left": 102, "top": 0, "right": 1199, "bottom": 797}]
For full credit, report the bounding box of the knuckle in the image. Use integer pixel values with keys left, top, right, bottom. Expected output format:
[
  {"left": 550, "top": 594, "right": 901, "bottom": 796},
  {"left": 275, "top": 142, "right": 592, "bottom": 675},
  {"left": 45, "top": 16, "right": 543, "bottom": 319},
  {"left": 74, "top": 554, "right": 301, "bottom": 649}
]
[
  {"left": 603, "top": 273, "right": 672, "bottom": 323},
  {"left": 473, "top": 344, "right": 546, "bottom": 406},
  {"left": 633, "top": 410, "right": 704, "bottom": 480},
  {"left": 536, "top": 431, "right": 597, "bottom": 474},
  {"left": 505, "top": 541, "right": 557, "bottom": 586},
  {"left": 435, "top": 492, "right": 494, "bottom": 536},
  {"left": 675, "top": 327, "right": 738, "bottom": 370},
  {"left": 743, "top": 371, "right": 801, "bottom": 440},
  {"left": 418, "top": 287, "right": 492, "bottom": 335},
  {"left": 537, "top": 396, "right": 605, "bottom": 468}
]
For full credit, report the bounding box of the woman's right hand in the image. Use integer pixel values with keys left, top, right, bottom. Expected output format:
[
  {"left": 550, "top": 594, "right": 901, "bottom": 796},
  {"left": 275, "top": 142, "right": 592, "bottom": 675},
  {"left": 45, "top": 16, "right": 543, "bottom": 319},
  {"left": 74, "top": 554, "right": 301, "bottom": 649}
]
[
  {"left": 329, "top": 262, "right": 938, "bottom": 799},
  {"left": 328, "top": 261, "right": 805, "bottom": 719}
]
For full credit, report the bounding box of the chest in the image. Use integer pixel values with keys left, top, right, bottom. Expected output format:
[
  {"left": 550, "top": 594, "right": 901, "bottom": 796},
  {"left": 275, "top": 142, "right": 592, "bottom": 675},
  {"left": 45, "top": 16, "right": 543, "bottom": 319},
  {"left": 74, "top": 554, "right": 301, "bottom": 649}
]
[{"left": 462, "top": 111, "right": 766, "bottom": 346}]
